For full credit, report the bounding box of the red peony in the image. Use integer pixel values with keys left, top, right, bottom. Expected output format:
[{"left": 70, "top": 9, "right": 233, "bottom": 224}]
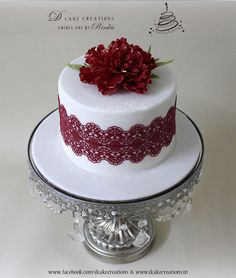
[{"left": 67, "top": 38, "right": 172, "bottom": 95}]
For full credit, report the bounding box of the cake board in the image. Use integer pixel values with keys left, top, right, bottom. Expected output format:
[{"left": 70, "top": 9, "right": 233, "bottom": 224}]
[{"left": 28, "top": 108, "right": 204, "bottom": 263}]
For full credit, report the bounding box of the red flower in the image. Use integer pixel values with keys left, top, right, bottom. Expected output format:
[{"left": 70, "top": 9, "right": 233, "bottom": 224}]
[{"left": 79, "top": 38, "right": 157, "bottom": 95}]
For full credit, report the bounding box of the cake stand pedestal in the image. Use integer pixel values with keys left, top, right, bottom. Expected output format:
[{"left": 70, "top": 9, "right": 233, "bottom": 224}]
[{"left": 28, "top": 109, "right": 204, "bottom": 264}]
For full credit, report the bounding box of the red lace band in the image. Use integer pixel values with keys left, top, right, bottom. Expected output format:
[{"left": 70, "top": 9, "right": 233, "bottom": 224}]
[{"left": 59, "top": 101, "right": 176, "bottom": 165}]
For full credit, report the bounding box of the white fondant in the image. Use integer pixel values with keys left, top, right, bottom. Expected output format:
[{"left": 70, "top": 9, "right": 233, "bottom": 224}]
[
  {"left": 31, "top": 110, "right": 202, "bottom": 202},
  {"left": 58, "top": 56, "right": 177, "bottom": 174},
  {"left": 59, "top": 57, "right": 176, "bottom": 129}
]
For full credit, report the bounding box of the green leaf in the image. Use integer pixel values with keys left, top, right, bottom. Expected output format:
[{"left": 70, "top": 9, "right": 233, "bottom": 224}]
[
  {"left": 148, "top": 45, "right": 151, "bottom": 53},
  {"left": 66, "top": 63, "right": 84, "bottom": 71},
  {"left": 156, "top": 59, "right": 173, "bottom": 67},
  {"left": 151, "top": 73, "right": 159, "bottom": 79},
  {"left": 154, "top": 58, "right": 160, "bottom": 62}
]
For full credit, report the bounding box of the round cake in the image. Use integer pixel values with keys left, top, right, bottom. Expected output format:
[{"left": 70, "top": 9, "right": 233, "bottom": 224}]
[{"left": 58, "top": 55, "right": 176, "bottom": 176}]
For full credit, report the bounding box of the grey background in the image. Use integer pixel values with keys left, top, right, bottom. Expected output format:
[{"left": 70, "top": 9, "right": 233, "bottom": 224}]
[{"left": 0, "top": 1, "right": 235, "bottom": 277}]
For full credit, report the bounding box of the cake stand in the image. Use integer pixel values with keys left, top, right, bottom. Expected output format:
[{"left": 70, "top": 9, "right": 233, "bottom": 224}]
[{"left": 28, "top": 108, "right": 204, "bottom": 264}]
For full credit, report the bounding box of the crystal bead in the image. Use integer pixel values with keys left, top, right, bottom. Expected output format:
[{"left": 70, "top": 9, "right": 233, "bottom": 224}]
[
  {"left": 133, "top": 230, "right": 150, "bottom": 247},
  {"left": 111, "top": 211, "right": 118, "bottom": 216},
  {"left": 138, "top": 219, "right": 148, "bottom": 228}
]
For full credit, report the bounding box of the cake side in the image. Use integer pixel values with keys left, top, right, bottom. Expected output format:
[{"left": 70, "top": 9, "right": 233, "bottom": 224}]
[{"left": 58, "top": 56, "right": 176, "bottom": 176}]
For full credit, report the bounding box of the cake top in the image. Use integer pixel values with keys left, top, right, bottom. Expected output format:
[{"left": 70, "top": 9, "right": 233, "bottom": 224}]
[
  {"left": 66, "top": 37, "right": 173, "bottom": 96},
  {"left": 59, "top": 56, "right": 176, "bottom": 114}
]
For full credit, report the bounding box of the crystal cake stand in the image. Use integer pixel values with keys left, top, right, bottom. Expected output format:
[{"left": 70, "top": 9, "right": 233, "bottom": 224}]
[{"left": 28, "top": 109, "right": 204, "bottom": 263}]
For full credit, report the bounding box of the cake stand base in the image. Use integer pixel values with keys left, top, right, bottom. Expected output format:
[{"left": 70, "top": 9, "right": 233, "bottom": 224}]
[{"left": 83, "top": 214, "right": 155, "bottom": 264}]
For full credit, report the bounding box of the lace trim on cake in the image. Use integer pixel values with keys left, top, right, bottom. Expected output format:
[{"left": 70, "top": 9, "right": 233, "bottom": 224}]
[{"left": 59, "top": 101, "right": 176, "bottom": 165}]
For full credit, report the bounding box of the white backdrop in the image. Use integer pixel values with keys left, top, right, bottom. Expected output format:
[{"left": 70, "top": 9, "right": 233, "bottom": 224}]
[{"left": 0, "top": 1, "right": 236, "bottom": 278}]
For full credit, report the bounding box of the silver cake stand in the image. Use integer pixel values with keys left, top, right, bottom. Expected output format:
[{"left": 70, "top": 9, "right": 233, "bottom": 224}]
[{"left": 28, "top": 109, "right": 204, "bottom": 264}]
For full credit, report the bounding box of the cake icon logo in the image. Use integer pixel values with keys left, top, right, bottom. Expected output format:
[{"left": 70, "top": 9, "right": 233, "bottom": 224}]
[{"left": 149, "top": 2, "right": 184, "bottom": 35}]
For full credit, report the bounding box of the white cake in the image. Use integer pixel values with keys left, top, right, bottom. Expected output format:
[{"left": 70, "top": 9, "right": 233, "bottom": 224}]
[{"left": 58, "top": 56, "right": 176, "bottom": 176}]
